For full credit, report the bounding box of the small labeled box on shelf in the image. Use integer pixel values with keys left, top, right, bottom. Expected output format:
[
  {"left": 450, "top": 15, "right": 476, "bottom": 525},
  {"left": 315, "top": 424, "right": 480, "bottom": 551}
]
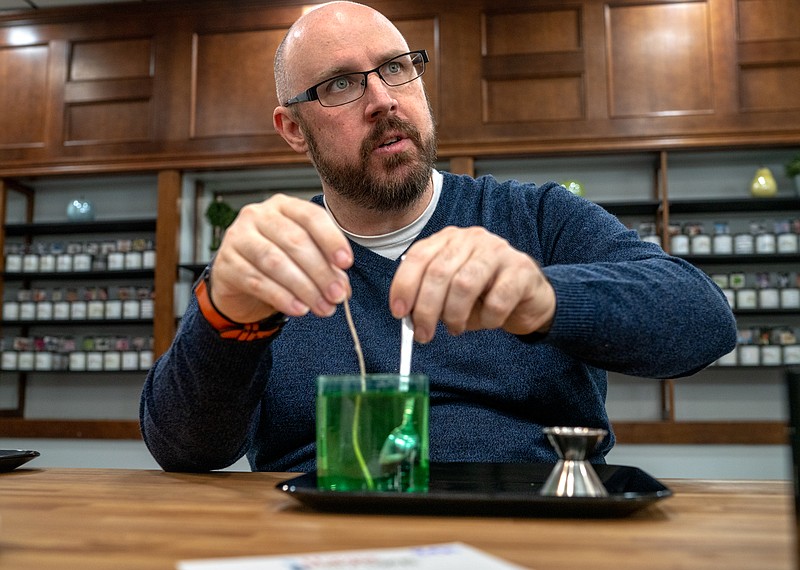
[
  {"left": 5, "top": 249, "right": 22, "bottom": 272},
  {"left": 53, "top": 301, "right": 70, "bottom": 320},
  {"left": 3, "top": 301, "right": 19, "bottom": 320},
  {"left": 715, "top": 325, "right": 800, "bottom": 367},
  {"left": 712, "top": 222, "right": 734, "bottom": 254},
  {"left": 19, "top": 301, "right": 35, "bottom": 321},
  {"left": 103, "top": 351, "right": 121, "bottom": 371},
  {"left": 785, "top": 345, "right": 800, "bottom": 365},
  {"left": 38, "top": 253, "right": 55, "bottom": 272},
  {"left": 56, "top": 253, "right": 72, "bottom": 272},
  {"left": 17, "top": 351, "right": 34, "bottom": 371},
  {"left": 105, "top": 300, "right": 122, "bottom": 319},
  {"left": 122, "top": 351, "right": 139, "bottom": 371},
  {"left": 69, "top": 351, "right": 86, "bottom": 371},
  {"left": 86, "top": 351, "right": 104, "bottom": 371},
  {"left": 1, "top": 350, "right": 17, "bottom": 370}
]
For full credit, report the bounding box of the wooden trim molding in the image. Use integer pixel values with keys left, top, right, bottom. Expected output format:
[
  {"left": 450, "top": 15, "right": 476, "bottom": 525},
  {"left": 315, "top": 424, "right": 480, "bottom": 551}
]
[
  {"left": 153, "top": 169, "right": 182, "bottom": 358},
  {"left": 0, "top": 418, "right": 141, "bottom": 439},
  {"left": 0, "top": 418, "right": 785, "bottom": 444},
  {"left": 613, "top": 420, "right": 788, "bottom": 445}
]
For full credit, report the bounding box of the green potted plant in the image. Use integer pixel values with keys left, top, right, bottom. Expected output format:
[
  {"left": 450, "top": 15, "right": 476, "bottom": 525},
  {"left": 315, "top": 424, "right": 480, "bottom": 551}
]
[
  {"left": 786, "top": 152, "right": 800, "bottom": 195},
  {"left": 205, "top": 196, "right": 238, "bottom": 252}
]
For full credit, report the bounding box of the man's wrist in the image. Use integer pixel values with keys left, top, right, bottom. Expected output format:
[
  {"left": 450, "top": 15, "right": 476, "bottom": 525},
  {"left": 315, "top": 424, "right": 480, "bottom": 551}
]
[{"left": 194, "top": 266, "right": 287, "bottom": 341}]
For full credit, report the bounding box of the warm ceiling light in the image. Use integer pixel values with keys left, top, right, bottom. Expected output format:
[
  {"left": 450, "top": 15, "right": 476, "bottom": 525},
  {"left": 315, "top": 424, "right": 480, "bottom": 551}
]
[{"left": 8, "top": 28, "right": 38, "bottom": 46}]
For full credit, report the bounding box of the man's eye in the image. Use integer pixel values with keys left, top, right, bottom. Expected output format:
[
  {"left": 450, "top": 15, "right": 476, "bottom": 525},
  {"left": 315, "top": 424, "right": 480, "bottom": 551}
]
[
  {"left": 327, "top": 76, "right": 356, "bottom": 93},
  {"left": 384, "top": 61, "right": 403, "bottom": 75}
]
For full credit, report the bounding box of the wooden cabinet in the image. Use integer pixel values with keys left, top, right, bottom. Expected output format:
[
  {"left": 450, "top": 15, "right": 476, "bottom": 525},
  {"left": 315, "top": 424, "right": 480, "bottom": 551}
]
[
  {"left": 0, "top": 0, "right": 798, "bottom": 175},
  {"left": 437, "top": 0, "right": 800, "bottom": 153}
]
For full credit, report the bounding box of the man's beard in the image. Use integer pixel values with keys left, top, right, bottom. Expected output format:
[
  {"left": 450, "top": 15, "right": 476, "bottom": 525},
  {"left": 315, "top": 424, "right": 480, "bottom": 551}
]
[{"left": 299, "top": 110, "right": 437, "bottom": 213}]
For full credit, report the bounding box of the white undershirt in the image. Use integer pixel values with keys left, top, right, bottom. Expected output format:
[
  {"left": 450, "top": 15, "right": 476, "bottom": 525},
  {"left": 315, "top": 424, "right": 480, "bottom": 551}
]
[{"left": 324, "top": 169, "right": 443, "bottom": 260}]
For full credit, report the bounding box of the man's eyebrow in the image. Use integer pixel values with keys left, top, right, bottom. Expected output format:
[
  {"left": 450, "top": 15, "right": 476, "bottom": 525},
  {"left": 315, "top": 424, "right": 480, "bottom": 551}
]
[
  {"left": 317, "top": 65, "right": 355, "bottom": 81},
  {"left": 314, "top": 52, "right": 407, "bottom": 83}
]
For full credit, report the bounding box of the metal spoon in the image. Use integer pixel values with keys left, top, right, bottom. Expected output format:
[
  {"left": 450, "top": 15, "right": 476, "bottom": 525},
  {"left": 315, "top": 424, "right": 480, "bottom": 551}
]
[
  {"left": 399, "top": 313, "right": 413, "bottom": 377},
  {"left": 378, "top": 314, "right": 420, "bottom": 490}
]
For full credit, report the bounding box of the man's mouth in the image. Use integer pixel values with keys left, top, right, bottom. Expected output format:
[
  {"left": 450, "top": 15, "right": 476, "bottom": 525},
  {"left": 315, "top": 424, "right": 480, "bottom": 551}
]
[
  {"left": 379, "top": 136, "right": 403, "bottom": 148},
  {"left": 361, "top": 117, "right": 422, "bottom": 159}
]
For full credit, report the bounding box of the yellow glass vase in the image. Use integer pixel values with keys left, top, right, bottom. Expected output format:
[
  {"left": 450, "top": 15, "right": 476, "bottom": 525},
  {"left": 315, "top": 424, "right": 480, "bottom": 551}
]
[{"left": 750, "top": 166, "right": 777, "bottom": 198}]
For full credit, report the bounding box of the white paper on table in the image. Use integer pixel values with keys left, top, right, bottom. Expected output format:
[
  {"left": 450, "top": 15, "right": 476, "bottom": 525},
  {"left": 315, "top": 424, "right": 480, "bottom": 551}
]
[{"left": 177, "top": 542, "right": 529, "bottom": 570}]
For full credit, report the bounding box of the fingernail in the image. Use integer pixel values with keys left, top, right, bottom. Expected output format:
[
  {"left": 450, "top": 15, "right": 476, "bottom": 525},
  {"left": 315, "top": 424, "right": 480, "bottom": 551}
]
[
  {"left": 328, "top": 281, "right": 346, "bottom": 303},
  {"left": 317, "top": 299, "right": 336, "bottom": 317},
  {"left": 391, "top": 300, "right": 406, "bottom": 319},
  {"left": 334, "top": 248, "right": 352, "bottom": 267},
  {"left": 290, "top": 300, "right": 310, "bottom": 316}
]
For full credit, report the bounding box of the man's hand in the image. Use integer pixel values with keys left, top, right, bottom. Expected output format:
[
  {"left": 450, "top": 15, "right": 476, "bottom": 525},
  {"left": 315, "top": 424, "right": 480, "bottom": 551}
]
[
  {"left": 389, "top": 226, "right": 555, "bottom": 343},
  {"left": 208, "top": 194, "right": 353, "bottom": 323}
]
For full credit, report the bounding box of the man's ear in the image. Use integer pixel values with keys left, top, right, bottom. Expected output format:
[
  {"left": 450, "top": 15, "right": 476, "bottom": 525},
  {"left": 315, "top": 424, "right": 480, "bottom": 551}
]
[{"left": 273, "top": 107, "right": 309, "bottom": 154}]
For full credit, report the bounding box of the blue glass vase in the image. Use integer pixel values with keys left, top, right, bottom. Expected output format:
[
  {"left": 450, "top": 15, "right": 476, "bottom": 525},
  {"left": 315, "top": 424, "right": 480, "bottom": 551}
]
[{"left": 66, "top": 197, "right": 95, "bottom": 221}]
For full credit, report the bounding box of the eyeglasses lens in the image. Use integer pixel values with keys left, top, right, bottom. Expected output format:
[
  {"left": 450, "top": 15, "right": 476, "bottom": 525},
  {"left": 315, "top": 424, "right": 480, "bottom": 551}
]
[{"left": 317, "top": 52, "right": 426, "bottom": 107}]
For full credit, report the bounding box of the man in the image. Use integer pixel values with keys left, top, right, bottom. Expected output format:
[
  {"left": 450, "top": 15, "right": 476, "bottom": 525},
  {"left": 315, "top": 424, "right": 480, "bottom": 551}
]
[{"left": 140, "top": 1, "right": 736, "bottom": 472}]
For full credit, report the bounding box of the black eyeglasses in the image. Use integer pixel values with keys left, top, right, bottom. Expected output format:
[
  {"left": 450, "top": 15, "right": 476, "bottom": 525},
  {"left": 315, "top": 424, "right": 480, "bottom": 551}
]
[{"left": 284, "top": 50, "right": 429, "bottom": 108}]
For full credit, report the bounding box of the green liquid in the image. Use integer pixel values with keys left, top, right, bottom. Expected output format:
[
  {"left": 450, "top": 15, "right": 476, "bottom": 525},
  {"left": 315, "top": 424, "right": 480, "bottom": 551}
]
[{"left": 316, "top": 390, "right": 429, "bottom": 493}]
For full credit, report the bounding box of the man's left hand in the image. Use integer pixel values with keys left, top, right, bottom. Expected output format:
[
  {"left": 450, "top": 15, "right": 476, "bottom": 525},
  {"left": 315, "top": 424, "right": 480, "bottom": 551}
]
[{"left": 389, "top": 226, "right": 556, "bottom": 343}]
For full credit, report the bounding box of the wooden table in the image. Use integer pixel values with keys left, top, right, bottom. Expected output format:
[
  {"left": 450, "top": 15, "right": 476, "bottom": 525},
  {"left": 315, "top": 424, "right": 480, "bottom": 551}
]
[{"left": 0, "top": 468, "right": 794, "bottom": 570}]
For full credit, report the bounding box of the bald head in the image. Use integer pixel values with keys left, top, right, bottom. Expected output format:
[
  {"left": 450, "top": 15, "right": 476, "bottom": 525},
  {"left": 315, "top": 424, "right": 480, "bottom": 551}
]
[{"left": 274, "top": 2, "right": 409, "bottom": 105}]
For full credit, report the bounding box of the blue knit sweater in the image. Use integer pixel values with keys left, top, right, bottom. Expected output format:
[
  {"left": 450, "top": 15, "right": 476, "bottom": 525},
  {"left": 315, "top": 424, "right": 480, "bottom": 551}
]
[{"left": 140, "top": 173, "right": 737, "bottom": 472}]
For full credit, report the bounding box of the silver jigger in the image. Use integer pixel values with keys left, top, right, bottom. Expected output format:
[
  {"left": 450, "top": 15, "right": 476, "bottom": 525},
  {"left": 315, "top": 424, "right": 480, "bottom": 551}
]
[{"left": 540, "top": 426, "right": 609, "bottom": 497}]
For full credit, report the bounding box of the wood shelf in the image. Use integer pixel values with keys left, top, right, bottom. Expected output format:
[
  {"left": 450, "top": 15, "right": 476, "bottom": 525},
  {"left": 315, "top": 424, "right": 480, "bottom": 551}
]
[{"left": 0, "top": 418, "right": 140, "bottom": 439}]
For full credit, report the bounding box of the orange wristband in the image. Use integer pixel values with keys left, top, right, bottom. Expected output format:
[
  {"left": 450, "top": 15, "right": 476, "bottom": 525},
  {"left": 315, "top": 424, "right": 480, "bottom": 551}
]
[{"left": 195, "top": 267, "right": 287, "bottom": 341}]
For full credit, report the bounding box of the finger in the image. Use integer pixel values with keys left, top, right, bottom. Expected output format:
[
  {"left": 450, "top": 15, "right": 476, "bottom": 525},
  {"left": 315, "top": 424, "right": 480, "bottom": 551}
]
[
  {"left": 226, "top": 234, "right": 344, "bottom": 318},
  {"left": 209, "top": 195, "right": 352, "bottom": 321},
  {"left": 390, "top": 227, "right": 475, "bottom": 342},
  {"left": 440, "top": 251, "right": 499, "bottom": 335},
  {"left": 464, "top": 255, "right": 555, "bottom": 336},
  {"left": 412, "top": 242, "right": 478, "bottom": 341},
  {"left": 389, "top": 251, "right": 425, "bottom": 319},
  {"left": 459, "top": 265, "right": 521, "bottom": 332},
  {"left": 267, "top": 197, "right": 353, "bottom": 296},
  {"left": 277, "top": 196, "right": 353, "bottom": 271},
  {"left": 247, "top": 208, "right": 349, "bottom": 309},
  {"left": 210, "top": 247, "right": 311, "bottom": 319},
  {"left": 389, "top": 226, "right": 467, "bottom": 318}
]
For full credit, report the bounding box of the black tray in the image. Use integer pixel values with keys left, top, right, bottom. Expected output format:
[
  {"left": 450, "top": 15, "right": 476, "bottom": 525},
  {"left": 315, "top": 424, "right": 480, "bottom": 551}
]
[
  {"left": 0, "top": 450, "right": 40, "bottom": 472},
  {"left": 277, "top": 462, "right": 672, "bottom": 518}
]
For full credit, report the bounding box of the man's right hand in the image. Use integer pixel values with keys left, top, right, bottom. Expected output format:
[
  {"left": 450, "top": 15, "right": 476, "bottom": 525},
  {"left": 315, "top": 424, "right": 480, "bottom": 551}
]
[{"left": 206, "top": 194, "right": 353, "bottom": 323}]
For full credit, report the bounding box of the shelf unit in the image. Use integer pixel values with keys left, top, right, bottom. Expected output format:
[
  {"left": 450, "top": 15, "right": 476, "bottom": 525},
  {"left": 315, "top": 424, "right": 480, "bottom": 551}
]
[
  {"left": 0, "top": 149, "right": 797, "bottom": 444},
  {"left": 654, "top": 170, "right": 797, "bottom": 445},
  {"left": 0, "top": 173, "right": 181, "bottom": 439},
  {"left": 469, "top": 147, "right": 800, "bottom": 445}
]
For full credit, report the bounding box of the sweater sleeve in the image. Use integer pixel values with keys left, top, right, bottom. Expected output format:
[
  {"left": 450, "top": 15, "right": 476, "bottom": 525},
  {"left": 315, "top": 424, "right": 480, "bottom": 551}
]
[
  {"left": 522, "top": 183, "right": 737, "bottom": 378},
  {"left": 139, "top": 294, "right": 276, "bottom": 471}
]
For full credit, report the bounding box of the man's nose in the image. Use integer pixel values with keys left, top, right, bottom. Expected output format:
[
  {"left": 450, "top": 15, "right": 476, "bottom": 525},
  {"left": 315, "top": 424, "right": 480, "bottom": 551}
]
[{"left": 362, "top": 72, "right": 397, "bottom": 119}]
